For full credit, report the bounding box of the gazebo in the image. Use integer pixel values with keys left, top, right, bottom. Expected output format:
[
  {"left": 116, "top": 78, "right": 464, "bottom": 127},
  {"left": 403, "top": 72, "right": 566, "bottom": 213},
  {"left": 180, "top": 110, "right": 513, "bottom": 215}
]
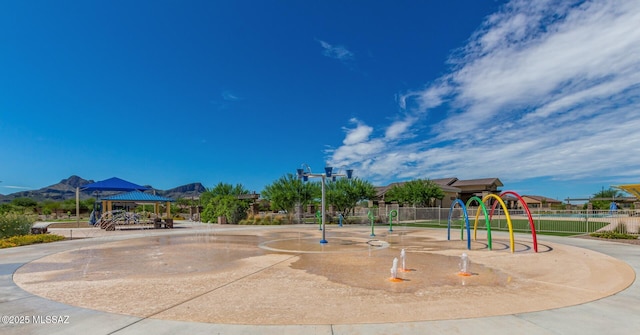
[
  {"left": 100, "top": 191, "right": 174, "bottom": 218},
  {"left": 75, "top": 177, "right": 164, "bottom": 225}
]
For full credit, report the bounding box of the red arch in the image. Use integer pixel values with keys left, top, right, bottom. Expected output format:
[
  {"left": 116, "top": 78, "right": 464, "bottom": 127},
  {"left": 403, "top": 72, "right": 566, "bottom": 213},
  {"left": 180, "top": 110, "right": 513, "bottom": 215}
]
[{"left": 490, "top": 191, "right": 538, "bottom": 252}]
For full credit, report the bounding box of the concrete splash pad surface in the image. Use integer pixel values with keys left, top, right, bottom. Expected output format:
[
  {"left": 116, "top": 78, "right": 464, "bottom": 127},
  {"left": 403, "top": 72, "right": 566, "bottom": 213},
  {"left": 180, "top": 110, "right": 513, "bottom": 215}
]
[{"left": 13, "top": 226, "right": 635, "bottom": 325}]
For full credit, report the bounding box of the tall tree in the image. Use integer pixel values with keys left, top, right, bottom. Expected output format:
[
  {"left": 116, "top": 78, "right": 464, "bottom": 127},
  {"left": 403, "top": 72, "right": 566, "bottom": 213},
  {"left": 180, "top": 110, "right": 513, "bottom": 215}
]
[
  {"left": 326, "top": 177, "right": 376, "bottom": 217},
  {"left": 385, "top": 179, "right": 444, "bottom": 207},
  {"left": 200, "top": 182, "right": 250, "bottom": 223},
  {"left": 590, "top": 187, "right": 623, "bottom": 210},
  {"left": 261, "top": 173, "right": 320, "bottom": 213}
]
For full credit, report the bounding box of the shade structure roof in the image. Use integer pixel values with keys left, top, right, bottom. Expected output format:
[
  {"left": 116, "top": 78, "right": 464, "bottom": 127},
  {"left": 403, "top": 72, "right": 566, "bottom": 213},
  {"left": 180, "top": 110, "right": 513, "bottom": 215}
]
[
  {"left": 81, "top": 177, "right": 150, "bottom": 192},
  {"left": 613, "top": 184, "right": 640, "bottom": 199},
  {"left": 101, "top": 191, "right": 173, "bottom": 202}
]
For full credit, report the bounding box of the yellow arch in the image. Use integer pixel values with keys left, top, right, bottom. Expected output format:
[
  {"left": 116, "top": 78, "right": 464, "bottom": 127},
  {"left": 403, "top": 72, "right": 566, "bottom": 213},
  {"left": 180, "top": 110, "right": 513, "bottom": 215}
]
[{"left": 481, "top": 194, "right": 515, "bottom": 253}]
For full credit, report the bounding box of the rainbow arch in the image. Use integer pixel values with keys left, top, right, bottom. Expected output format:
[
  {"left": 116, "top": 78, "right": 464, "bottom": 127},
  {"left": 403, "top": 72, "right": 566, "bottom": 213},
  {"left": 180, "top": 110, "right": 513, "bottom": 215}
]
[
  {"left": 467, "top": 196, "right": 492, "bottom": 250},
  {"left": 493, "top": 191, "right": 538, "bottom": 253},
  {"left": 447, "top": 191, "right": 538, "bottom": 253}
]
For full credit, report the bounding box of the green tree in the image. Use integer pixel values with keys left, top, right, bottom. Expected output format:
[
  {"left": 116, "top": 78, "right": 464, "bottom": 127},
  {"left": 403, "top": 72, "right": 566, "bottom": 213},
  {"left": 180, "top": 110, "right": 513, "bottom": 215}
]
[
  {"left": 10, "top": 197, "right": 38, "bottom": 214},
  {"left": 261, "top": 173, "right": 320, "bottom": 213},
  {"left": 200, "top": 183, "right": 250, "bottom": 223},
  {"left": 42, "top": 200, "right": 62, "bottom": 219},
  {"left": 590, "top": 188, "right": 623, "bottom": 210},
  {"left": 60, "top": 199, "right": 77, "bottom": 213},
  {"left": 326, "top": 177, "right": 376, "bottom": 217},
  {"left": 385, "top": 179, "right": 444, "bottom": 207},
  {"left": 81, "top": 198, "right": 96, "bottom": 211}
]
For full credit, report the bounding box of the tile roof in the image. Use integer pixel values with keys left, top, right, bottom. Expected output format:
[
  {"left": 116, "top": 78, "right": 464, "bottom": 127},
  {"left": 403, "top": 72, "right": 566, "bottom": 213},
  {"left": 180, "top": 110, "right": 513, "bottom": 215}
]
[{"left": 101, "top": 191, "right": 173, "bottom": 202}]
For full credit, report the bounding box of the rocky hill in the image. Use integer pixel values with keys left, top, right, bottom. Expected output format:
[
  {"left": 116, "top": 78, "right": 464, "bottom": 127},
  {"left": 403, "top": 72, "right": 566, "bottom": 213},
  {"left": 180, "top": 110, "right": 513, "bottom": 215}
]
[
  {"left": 157, "top": 182, "right": 206, "bottom": 200},
  {"left": 0, "top": 176, "right": 206, "bottom": 203}
]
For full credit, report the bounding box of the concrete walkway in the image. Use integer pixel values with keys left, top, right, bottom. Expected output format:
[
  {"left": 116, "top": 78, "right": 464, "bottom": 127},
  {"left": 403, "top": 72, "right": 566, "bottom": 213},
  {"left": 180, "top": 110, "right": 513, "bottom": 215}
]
[{"left": 1, "top": 223, "right": 638, "bottom": 335}]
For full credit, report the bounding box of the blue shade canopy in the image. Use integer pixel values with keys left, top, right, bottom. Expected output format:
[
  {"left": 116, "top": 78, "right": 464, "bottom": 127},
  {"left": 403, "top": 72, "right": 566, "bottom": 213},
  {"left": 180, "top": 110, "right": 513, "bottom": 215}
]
[
  {"left": 81, "top": 177, "right": 150, "bottom": 191},
  {"left": 101, "top": 191, "right": 173, "bottom": 202}
]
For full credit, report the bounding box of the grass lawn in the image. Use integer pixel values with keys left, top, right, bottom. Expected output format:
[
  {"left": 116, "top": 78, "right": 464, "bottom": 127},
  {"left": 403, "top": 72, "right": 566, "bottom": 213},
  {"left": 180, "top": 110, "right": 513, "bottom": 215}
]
[{"left": 399, "top": 219, "right": 610, "bottom": 236}]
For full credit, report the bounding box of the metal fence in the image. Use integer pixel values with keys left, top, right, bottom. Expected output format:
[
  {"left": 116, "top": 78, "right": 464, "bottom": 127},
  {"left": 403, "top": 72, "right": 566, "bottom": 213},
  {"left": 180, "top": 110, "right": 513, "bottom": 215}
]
[{"left": 347, "top": 207, "right": 640, "bottom": 235}]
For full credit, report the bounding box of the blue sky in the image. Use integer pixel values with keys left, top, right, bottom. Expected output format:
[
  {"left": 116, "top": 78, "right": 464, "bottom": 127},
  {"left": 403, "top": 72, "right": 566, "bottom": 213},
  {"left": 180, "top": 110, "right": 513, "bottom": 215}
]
[{"left": 1, "top": 0, "right": 639, "bottom": 201}]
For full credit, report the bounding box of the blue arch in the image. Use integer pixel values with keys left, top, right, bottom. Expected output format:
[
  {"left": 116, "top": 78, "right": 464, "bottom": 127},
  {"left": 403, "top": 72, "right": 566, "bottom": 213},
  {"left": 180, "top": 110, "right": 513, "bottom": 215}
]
[{"left": 447, "top": 199, "right": 471, "bottom": 250}]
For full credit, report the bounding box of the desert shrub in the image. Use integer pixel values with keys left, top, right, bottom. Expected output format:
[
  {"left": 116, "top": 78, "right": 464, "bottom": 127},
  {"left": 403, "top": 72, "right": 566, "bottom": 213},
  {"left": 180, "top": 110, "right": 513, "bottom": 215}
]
[
  {"left": 614, "top": 222, "right": 628, "bottom": 234},
  {"left": 590, "top": 231, "right": 637, "bottom": 239},
  {"left": 262, "top": 215, "right": 272, "bottom": 225},
  {"left": 271, "top": 215, "right": 284, "bottom": 225},
  {"left": 0, "top": 213, "right": 35, "bottom": 238}
]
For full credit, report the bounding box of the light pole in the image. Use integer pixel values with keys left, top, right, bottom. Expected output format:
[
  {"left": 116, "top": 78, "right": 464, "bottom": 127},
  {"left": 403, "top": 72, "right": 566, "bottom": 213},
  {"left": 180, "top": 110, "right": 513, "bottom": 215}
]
[{"left": 297, "top": 165, "right": 353, "bottom": 244}]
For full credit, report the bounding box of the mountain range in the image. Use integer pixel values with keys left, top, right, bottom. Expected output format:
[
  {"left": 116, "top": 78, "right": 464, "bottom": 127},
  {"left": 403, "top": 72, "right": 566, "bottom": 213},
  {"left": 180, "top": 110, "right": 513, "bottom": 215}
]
[{"left": 0, "top": 175, "right": 206, "bottom": 203}]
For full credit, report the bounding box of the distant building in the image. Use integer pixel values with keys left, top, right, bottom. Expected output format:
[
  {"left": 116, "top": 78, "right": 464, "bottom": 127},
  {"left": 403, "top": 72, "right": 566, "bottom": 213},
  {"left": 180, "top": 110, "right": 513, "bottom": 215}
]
[{"left": 505, "top": 194, "right": 562, "bottom": 209}]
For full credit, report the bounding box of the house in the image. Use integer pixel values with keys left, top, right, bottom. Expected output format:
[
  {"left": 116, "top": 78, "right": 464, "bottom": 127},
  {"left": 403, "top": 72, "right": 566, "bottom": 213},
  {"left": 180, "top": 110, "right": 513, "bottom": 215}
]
[
  {"left": 519, "top": 195, "right": 563, "bottom": 209},
  {"left": 374, "top": 177, "right": 504, "bottom": 208},
  {"left": 500, "top": 194, "right": 562, "bottom": 209},
  {"left": 442, "top": 178, "right": 503, "bottom": 204}
]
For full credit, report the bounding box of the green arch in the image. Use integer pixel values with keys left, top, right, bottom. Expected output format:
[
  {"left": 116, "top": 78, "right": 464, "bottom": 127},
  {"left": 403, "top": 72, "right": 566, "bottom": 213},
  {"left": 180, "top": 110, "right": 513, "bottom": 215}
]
[{"left": 467, "top": 196, "right": 492, "bottom": 250}]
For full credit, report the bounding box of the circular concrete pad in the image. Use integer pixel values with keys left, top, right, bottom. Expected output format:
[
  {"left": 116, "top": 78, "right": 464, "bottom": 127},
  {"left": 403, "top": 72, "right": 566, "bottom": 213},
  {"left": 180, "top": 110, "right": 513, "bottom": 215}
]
[{"left": 13, "top": 226, "right": 635, "bottom": 325}]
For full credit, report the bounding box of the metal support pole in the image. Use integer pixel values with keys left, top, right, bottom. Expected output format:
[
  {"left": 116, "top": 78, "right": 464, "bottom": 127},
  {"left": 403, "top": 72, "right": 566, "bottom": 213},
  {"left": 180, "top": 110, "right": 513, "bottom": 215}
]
[{"left": 320, "top": 175, "right": 327, "bottom": 243}]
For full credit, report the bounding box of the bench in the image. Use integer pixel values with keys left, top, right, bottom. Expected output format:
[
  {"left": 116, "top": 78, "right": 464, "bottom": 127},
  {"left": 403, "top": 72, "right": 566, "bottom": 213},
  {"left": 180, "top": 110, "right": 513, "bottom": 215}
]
[
  {"left": 153, "top": 218, "right": 174, "bottom": 229},
  {"left": 31, "top": 222, "right": 54, "bottom": 234}
]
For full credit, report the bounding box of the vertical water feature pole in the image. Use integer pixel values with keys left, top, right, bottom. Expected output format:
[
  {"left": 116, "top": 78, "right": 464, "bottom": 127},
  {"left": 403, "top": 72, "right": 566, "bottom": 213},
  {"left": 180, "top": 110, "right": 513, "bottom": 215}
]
[
  {"left": 389, "top": 209, "right": 398, "bottom": 232},
  {"left": 297, "top": 165, "right": 353, "bottom": 244},
  {"left": 368, "top": 210, "right": 375, "bottom": 237},
  {"left": 320, "top": 171, "right": 327, "bottom": 242}
]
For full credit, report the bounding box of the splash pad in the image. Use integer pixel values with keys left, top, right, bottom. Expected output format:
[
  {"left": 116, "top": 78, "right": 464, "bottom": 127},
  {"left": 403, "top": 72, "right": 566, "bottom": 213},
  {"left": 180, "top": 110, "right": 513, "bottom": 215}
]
[{"left": 13, "top": 225, "right": 634, "bottom": 325}]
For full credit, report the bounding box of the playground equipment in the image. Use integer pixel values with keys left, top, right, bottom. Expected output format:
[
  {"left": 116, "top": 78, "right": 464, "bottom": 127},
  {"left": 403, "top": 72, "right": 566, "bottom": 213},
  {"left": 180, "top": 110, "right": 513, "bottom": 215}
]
[
  {"left": 315, "top": 210, "right": 322, "bottom": 230},
  {"left": 447, "top": 191, "right": 538, "bottom": 253},
  {"left": 388, "top": 209, "right": 398, "bottom": 232},
  {"left": 368, "top": 210, "right": 375, "bottom": 237},
  {"left": 97, "top": 210, "right": 141, "bottom": 231},
  {"left": 96, "top": 210, "right": 173, "bottom": 231}
]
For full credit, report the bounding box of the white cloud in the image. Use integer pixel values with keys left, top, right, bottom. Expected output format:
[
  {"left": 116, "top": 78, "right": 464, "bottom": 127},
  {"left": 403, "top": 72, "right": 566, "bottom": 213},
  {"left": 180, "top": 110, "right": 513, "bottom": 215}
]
[
  {"left": 2, "top": 185, "right": 31, "bottom": 190},
  {"left": 328, "top": 0, "right": 640, "bottom": 189},
  {"left": 317, "top": 39, "right": 354, "bottom": 61},
  {"left": 342, "top": 119, "right": 373, "bottom": 145},
  {"left": 222, "top": 91, "right": 241, "bottom": 101},
  {"left": 384, "top": 118, "right": 414, "bottom": 140}
]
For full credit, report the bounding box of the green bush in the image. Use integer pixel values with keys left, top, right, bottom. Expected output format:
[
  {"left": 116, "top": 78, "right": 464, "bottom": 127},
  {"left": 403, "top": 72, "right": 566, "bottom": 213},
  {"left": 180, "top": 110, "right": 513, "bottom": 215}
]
[{"left": 0, "top": 213, "right": 35, "bottom": 238}]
